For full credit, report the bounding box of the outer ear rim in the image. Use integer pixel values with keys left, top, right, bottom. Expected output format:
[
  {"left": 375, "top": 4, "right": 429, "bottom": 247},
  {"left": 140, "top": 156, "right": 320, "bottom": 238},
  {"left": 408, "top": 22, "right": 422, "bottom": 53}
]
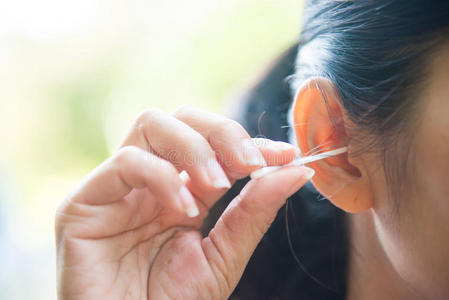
[
  {"left": 292, "top": 76, "right": 345, "bottom": 156},
  {"left": 291, "top": 77, "right": 374, "bottom": 213}
]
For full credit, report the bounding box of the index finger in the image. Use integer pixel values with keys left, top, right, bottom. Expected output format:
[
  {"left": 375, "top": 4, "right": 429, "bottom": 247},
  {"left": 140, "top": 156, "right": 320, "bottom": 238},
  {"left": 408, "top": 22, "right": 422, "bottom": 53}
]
[{"left": 173, "top": 105, "right": 296, "bottom": 179}]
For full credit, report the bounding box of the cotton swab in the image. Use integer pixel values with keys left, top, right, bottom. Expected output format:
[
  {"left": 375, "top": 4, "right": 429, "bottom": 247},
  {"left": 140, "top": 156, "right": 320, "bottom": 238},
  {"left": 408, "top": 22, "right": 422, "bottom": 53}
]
[{"left": 250, "top": 146, "right": 348, "bottom": 179}]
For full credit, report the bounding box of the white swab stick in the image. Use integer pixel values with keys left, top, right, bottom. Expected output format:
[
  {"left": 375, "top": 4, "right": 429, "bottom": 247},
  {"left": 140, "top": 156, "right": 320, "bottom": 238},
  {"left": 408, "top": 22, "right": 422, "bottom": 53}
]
[{"left": 250, "top": 146, "right": 348, "bottom": 180}]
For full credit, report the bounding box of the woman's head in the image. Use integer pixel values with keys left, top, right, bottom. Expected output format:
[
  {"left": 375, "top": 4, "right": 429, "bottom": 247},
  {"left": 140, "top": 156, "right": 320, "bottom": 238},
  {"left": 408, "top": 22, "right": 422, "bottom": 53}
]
[{"left": 289, "top": 0, "right": 449, "bottom": 298}]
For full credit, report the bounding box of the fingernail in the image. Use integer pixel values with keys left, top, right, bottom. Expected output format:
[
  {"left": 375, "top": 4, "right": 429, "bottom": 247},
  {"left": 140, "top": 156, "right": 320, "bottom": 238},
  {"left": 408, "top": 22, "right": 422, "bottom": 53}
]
[
  {"left": 241, "top": 139, "right": 267, "bottom": 167},
  {"left": 303, "top": 167, "right": 315, "bottom": 180},
  {"left": 206, "top": 158, "right": 231, "bottom": 189},
  {"left": 250, "top": 166, "right": 281, "bottom": 179},
  {"left": 179, "top": 186, "right": 199, "bottom": 218},
  {"left": 186, "top": 206, "right": 199, "bottom": 218}
]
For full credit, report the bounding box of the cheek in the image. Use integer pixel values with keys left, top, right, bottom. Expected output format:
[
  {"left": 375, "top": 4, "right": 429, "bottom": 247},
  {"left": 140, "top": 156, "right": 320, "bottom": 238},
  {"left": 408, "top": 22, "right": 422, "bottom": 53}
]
[
  {"left": 375, "top": 41, "right": 449, "bottom": 298},
  {"left": 414, "top": 114, "right": 449, "bottom": 234},
  {"left": 373, "top": 132, "right": 449, "bottom": 299}
]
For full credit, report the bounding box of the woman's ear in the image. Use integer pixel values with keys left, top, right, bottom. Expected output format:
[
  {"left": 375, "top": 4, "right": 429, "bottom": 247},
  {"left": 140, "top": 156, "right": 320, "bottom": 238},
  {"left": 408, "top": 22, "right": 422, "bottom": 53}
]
[{"left": 292, "top": 77, "right": 374, "bottom": 213}]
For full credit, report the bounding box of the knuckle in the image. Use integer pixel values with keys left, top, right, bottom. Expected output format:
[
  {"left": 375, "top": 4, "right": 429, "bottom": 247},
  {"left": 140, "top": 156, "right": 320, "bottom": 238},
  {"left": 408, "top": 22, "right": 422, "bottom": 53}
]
[
  {"left": 216, "top": 119, "right": 247, "bottom": 138},
  {"left": 115, "top": 146, "right": 178, "bottom": 178},
  {"left": 135, "top": 108, "right": 162, "bottom": 127},
  {"left": 172, "top": 104, "right": 195, "bottom": 118},
  {"left": 157, "top": 158, "right": 177, "bottom": 174},
  {"left": 174, "top": 131, "right": 212, "bottom": 160},
  {"left": 114, "top": 145, "right": 141, "bottom": 165},
  {"left": 54, "top": 196, "right": 82, "bottom": 241},
  {"left": 146, "top": 156, "right": 178, "bottom": 180},
  {"left": 54, "top": 203, "right": 71, "bottom": 242},
  {"left": 54, "top": 201, "right": 67, "bottom": 238},
  {"left": 189, "top": 134, "right": 211, "bottom": 153},
  {"left": 221, "top": 119, "right": 241, "bottom": 131}
]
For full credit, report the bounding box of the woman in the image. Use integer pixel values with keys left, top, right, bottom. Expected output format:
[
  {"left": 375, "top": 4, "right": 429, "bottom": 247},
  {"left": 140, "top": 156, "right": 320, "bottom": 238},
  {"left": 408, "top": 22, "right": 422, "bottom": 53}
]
[{"left": 56, "top": 1, "right": 449, "bottom": 299}]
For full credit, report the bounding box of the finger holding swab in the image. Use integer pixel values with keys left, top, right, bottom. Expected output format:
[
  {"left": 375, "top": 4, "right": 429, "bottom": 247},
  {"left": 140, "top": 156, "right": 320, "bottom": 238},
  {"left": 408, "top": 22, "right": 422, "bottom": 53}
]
[{"left": 250, "top": 146, "right": 347, "bottom": 180}]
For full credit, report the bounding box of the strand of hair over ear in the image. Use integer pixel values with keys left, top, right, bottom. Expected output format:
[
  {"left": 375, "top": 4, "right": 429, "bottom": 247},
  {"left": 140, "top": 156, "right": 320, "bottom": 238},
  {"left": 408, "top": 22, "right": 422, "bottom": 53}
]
[{"left": 284, "top": 199, "right": 340, "bottom": 294}]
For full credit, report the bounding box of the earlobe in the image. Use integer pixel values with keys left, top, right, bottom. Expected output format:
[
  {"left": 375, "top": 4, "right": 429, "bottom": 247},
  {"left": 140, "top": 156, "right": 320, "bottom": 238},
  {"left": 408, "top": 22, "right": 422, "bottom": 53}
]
[{"left": 292, "top": 77, "right": 373, "bottom": 213}]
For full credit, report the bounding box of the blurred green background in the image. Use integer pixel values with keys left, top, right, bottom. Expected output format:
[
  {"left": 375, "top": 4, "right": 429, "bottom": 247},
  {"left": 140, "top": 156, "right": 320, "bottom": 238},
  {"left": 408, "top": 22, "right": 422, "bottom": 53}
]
[{"left": 0, "top": 0, "right": 303, "bottom": 298}]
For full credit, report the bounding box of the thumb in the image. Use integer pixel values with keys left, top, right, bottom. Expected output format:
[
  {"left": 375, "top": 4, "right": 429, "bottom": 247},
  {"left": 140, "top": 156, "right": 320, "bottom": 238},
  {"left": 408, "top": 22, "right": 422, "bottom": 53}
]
[{"left": 201, "top": 165, "right": 315, "bottom": 295}]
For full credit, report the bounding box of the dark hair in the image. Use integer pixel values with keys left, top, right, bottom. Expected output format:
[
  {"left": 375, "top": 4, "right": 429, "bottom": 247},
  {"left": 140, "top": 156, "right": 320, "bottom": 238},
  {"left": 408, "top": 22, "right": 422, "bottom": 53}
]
[
  {"left": 293, "top": 0, "right": 449, "bottom": 205},
  {"left": 226, "top": 1, "right": 449, "bottom": 299}
]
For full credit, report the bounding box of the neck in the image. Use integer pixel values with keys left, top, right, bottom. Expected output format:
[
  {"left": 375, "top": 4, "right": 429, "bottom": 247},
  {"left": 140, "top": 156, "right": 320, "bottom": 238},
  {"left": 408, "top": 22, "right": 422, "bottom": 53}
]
[{"left": 345, "top": 211, "right": 421, "bottom": 300}]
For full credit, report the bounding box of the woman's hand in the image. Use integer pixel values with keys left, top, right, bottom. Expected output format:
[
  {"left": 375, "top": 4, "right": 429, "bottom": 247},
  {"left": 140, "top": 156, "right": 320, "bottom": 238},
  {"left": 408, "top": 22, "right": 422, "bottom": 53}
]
[{"left": 55, "top": 106, "right": 314, "bottom": 300}]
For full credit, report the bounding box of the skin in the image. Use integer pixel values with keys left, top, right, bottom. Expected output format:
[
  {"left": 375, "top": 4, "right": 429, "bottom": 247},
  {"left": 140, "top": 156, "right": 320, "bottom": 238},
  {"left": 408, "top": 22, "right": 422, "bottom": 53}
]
[
  {"left": 56, "top": 42, "right": 449, "bottom": 300},
  {"left": 292, "top": 42, "right": 449, "bottom": 299},
  {"left": 346, "top": 42, "right": 449, "bottom": 300},
  {"left": 55, "top": 105, "right": 314, "bottom": 299}
]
